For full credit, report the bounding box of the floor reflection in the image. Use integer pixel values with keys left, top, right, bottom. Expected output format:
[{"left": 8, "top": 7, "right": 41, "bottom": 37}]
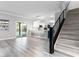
[{"left": 0, "top": 37, "right": 72, "bottom": 57}]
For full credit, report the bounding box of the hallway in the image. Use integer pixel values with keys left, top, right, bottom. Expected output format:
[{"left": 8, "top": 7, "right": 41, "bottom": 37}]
[{"left": 0, "top": 37, "right": 72, "bottom": 57}]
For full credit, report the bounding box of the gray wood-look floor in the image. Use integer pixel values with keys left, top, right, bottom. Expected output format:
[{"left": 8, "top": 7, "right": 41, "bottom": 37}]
[{"left": 0, "top": 37, "right": 72, "bottom": 57}]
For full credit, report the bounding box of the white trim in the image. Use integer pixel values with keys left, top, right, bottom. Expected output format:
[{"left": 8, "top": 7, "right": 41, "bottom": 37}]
[{"left": 0, "top": 37, "right": 16, "bottom": 41}]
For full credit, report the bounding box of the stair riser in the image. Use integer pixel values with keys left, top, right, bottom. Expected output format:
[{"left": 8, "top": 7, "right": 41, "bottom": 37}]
[
  {"left": 59, "top": 35, "right": 79, "bottom": 39},
  {"left": 61, "top": 26, "right": 78, "bottom": 30},
  {"left": 56, "top": 39, "right": 79, "bottom": 46},
  {"left": 55, "top": 45, "right": 79, "bottom": 57},
  {"left": 64, "top": 23, "right": 79, "bottom": 25},
  {"left": 62, "top": 26, "right": 79, "bottom": 29},
  {"left": 61, "top": 31, "right": 79, "bottom": 33},
  {"left": 60, "top": 33, "right": 79, "bottom": 35},
  {"left": 60, "top": 30, "right": 79, "bottom": 32}
]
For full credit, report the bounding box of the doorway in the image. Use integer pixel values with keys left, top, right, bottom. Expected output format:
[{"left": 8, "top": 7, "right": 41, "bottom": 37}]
[{"left": 16, "top": 22, "right": 27, "bottom": 38}]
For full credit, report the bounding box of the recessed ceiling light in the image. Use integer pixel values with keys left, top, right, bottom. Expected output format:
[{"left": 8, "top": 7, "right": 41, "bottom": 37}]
[
  {"left": 50, "top": 16, "right": 54, "bottom": 18},
  {"left": 36, "top": 16, "right": 44, "bottom": 19}
]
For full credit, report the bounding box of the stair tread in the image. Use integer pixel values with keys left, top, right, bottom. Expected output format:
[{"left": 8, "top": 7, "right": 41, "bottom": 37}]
[
  {"left": 58, "top": 36, "right": 79, "bottom": 41},
  {"left": 62, "top": 29, "right": 79, "bottom": 31},
  {"left": 60, "top": 31, "right": 79, "bottom": 33},
  {"left": 55, "top": 44, "right": 79, "bottom": 57},
  {"left": 56, "top": 39, "right": 79, "bottom": 47},
  {"left": 59, "top": 34, "right": 79, "bottom": 37},
  {"left": 62, "top": 26, "right": 79, "bottom": 29},
  {"left": 56, "top": 43, "right": 79, "bottom": 50},
  {"left": 60, "top": 33, "right": 79, "bottom": 35}
]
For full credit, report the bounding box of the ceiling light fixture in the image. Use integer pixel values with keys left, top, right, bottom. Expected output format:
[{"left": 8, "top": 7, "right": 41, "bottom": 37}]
[
  {"left": 36, "top": 16, "right": 44, "bottom": 19},
  {"left": 50, "top": 16, "right": 54, "bottom": 18}
]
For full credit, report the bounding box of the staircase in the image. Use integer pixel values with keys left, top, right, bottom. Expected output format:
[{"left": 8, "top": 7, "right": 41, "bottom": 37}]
[{"left": 54, "top": 9, "right": 79, "bottom": 57}]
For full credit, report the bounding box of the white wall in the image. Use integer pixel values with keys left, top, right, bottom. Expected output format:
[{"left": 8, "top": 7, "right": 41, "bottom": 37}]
[
  {"left": 55, "top": 1, "right": 70, "bottom": 21},
  {"left": 68, "top": 1, "right": 79, "bottom": 10},
  {"left": 0, "top": 13, "right": 16, "bottom": 40}
]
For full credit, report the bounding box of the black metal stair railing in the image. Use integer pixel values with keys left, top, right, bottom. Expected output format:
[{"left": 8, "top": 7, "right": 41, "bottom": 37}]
[
  {"left": 53, "top": 10, "right": 65, "bottom": 46},
  {"left": 49, "top": 2, "right": 70, "bottom": 54}
]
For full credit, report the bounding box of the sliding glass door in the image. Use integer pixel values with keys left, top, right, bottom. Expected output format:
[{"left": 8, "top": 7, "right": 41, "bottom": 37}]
[
  {"left": 16, "top": 22, "right": 27, "bottom": 37},
  {"left": 21, "top": 23, "right": 27, "bottom": 37}
]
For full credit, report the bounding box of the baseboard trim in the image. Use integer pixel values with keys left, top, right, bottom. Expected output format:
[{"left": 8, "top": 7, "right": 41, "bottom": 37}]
[{"left": 0, "top": 37, "right": 16, "bottom": 41}]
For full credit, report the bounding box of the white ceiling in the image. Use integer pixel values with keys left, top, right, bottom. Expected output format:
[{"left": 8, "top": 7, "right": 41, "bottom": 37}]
[
  {"left": 0, "top": 1, "right": 63, "bottom": 18},
  {"left": 0, "top": 1, "right": 67, "bottom": 25}
]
